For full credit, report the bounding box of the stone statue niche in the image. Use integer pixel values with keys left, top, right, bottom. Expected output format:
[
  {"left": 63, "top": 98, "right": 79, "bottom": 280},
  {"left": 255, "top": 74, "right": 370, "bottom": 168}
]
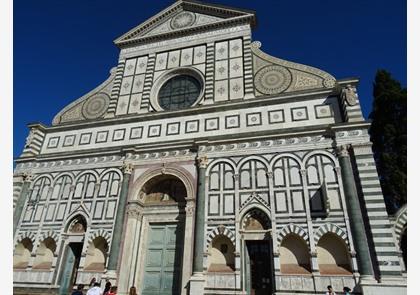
[{"left": 140, "top": 175, "right": 187, "bottom": 205}]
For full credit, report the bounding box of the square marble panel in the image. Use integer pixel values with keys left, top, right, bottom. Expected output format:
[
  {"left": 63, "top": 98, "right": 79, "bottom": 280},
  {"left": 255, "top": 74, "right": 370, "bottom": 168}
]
[
  {"left": 63, "top": 135, "right": 76, "bottom": 147},
  {"left": 246, "top": 112, "right": 262, "bottom": 126},
  {"left": 180, "top": 48, "right": 193, "bottom": 66},
  {"left": 166, "top": 122, "right": 180, "bottom": 135},
  {"left": 120, "top": 76, "right": 134, "bottom": 95},
  {"left": 229, "top": 38, "right": 243, "bottom": 58},
  {"left": 123, "top": 58, "right": 137, "bottom": 76},
  {"left": 135, "top": 56, "right": 148, "bottom": 74},
  {"left": 79, "top": 133, "right": 92, "bottom": 145},
  {"left": 130, "top": 126, "right": 143, "bottom": 139},
  {"left": 268, "top": 109, "right": 285, "bottom": 124},
  {"left": 112, "top": 129, "right": 126, "bottom": 141},
  {"left": 215, "top": 41, "right": 228, "bottom": 60},
  {"left": 132, "top": 74, "right": 145, "bottom": 93},
  {"left": 291, "top": 107, "right": 309, "bottom": 121},
  {"left": 225, "top": 115, "right": 240, "bottom": 129},
  {"left": 95, "top": 131, "right": 108, "bottom": 143},
  {"left": 167, "top": 50, "right": 180, "bottom": 68},
  {"left": 193, "top": 45, "right": 206, "bottom": 64},
  {"left": 128, "top": 93, "right": 142, "bottom": 114},
  {"left": 148, "top": 125, "right": 161, "bottom": 137},
  {"left": 155, "top": 52, "right": 168, "bottom": 71},
  {"left": 47, "top": 136, "right": 60, "bottom": 148},
  {"left": 229, "top": 57, "right": 243, "bottom": 78},
  {"left": 214, "top": 80, "right": 229, "bottom": 102},
  {"left": 215, "top": 60, "right": 228, "bottom": 80},
  {"left": 229, "top": 77, "right": 244, "bottom": 100},
  {"left": 315, "top": 104, "right": 333, "bottom": 118},
  {"left": 205, "top": 118, "right": 219, "bottom": 131},
  {"left": 185, "top": 120, "right": 199, "bottom": 133},
  {"left": 116, "top": 95, "right": 130, "bottom": 116}
]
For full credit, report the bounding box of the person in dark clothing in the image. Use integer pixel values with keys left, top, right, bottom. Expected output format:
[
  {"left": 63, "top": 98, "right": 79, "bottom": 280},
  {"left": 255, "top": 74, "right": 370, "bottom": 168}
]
[{"left": 71, "top": 284, "right": 84, "bottom": 295}]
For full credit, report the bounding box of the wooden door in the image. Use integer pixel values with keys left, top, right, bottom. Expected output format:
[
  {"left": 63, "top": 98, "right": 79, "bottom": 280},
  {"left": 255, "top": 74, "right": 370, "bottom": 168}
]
[{"left": 142, "top": 223, "right": 184, "bottom": 295}]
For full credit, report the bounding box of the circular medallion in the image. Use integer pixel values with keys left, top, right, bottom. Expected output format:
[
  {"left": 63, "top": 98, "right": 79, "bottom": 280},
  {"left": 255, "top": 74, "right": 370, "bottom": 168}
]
[
  {"left": 82, "top": 93, "right": 109, "bottom": 119},
  {"left": 170, "top": 12, "right": 196, "bottom": 29},
  {"left": 254, "top": 65, "right": 292, "bottom": 94}
]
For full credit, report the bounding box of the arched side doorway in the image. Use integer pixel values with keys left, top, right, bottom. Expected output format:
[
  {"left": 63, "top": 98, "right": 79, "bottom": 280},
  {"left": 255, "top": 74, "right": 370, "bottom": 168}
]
[
  {"left": 118, "top": 166, "right": 196, "bottom": 295},
  {"left": 58, "top": 215, "right": 87, "bottom": 295},
  {"left": 240, "top": 207, "right": 274, "bottom": 295}
]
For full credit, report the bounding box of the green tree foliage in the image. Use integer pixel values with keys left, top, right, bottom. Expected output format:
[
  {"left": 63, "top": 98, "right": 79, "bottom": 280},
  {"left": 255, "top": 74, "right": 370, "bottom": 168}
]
[{"left": 369, "top": 70, "right": 406, "bottom": 214}]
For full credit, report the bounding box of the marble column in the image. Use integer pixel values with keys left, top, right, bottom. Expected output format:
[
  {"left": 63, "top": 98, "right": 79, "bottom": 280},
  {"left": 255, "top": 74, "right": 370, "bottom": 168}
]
[
  {"left": 336, "top": 145, "right": 373, "bottom": 277},
  {"left": 13, "top": 172, "right": 33, "bottom": 236},
  {"left": 190, "top": 155, "right": 208, "bottom": 295},
  {"left": 107, "top": 162, "right": 133, "bottom": 276}
]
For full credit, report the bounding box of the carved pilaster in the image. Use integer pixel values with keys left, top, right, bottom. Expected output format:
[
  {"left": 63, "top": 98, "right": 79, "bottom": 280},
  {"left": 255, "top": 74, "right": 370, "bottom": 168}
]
[
  {"left": 233, "top": 174, "right": 239, "bottom": 181},
  {"left": 186, "top": 201, "right": 195, "bottom": 217},
  {"left": 266, "top": 171, "right": 273, "bottom": 179},
  {"left": 126, "top": 203, "right": 143, "bottom": 220},
  {"left": 299, "top": 169, "right": 307, "bottom": 177}
]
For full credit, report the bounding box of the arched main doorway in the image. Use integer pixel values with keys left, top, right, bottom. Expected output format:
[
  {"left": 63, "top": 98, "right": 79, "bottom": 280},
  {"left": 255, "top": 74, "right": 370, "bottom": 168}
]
[
  {"left": 139, "top": 174, "right": 187, "bottom": 295},
  {"left": 58, "top": 215, "right": 87, "bottom": 295},
  {"left": 241, "top": 208, "right": 274, "bottom": 295}
]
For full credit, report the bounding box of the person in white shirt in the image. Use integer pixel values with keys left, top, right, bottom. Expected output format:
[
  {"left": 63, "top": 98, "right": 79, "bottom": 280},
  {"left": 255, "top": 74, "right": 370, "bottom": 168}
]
[
  {"left": 87, "top": 282, "right": 102, "bottom": 295},
  {"left": 325, "top": 285, "right": 337, "bottom": 295}
]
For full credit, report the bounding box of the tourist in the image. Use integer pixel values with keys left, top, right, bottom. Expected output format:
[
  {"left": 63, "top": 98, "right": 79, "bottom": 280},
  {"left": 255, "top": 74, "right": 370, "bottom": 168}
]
[
  {"left": 343, "top": 286, "right": 351, "bottom": 294},
  {"left": 108, "top": 286, "right": 117, "bottom": 295},
  {"left": 103, "top": 281, "right": 112, "bottom": 295},
  {"left": 129, "top": 286, "right": 138, "bottom": 295},
  {"left": 89, "top": 278, "right": 96, "bottom": 287},
  {"left": 87, "top": 282, "right": 102, "bottom": 295},
  {"left": 325, "top": 285, "right": 336, "bottom": 295},
  {"left": 71, "top": 284, "right": 84, "bottom": 295}
]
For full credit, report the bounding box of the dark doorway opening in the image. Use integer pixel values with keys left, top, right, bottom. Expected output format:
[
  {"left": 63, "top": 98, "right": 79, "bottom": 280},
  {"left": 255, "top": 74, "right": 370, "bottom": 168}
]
[
  {"left": 59, "top": 242, "right": 83, "bottom": 295},
  {"left": 246, "top": 240, "right": 274, "bottom": 295}
]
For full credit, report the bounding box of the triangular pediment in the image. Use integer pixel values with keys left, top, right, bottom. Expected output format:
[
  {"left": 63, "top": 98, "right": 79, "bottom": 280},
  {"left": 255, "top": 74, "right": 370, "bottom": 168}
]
[{"left": 114, "top": 0, "right": 256, "bottom": 47}]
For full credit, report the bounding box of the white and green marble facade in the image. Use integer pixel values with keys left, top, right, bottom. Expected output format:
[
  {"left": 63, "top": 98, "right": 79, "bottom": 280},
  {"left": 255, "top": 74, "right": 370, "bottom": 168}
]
[{"left": 13, "top": 1, "right": 406, "bottom": 294}]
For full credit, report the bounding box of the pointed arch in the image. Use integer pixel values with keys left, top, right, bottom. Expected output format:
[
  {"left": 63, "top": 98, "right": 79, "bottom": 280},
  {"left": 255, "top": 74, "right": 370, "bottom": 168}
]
[{"left": 277, "top": 224, "right": 309, "bottom": 246}]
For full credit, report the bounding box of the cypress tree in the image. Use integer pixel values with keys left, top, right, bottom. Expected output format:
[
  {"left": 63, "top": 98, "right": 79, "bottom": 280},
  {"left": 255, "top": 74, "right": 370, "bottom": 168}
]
[{"left": 369, "top": 70, "right": 406, "bottom": 214}]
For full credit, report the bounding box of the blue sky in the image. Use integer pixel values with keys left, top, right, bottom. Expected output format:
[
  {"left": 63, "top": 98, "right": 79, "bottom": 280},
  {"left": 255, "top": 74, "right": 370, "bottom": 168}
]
[{"left": 13, "top": 0, "right": 406, "bottom": 159}]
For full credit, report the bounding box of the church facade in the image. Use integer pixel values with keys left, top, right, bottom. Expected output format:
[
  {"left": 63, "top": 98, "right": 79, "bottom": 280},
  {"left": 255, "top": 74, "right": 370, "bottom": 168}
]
[{"left": 13, "top": 1, "right": 407, "bottom": 294}]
